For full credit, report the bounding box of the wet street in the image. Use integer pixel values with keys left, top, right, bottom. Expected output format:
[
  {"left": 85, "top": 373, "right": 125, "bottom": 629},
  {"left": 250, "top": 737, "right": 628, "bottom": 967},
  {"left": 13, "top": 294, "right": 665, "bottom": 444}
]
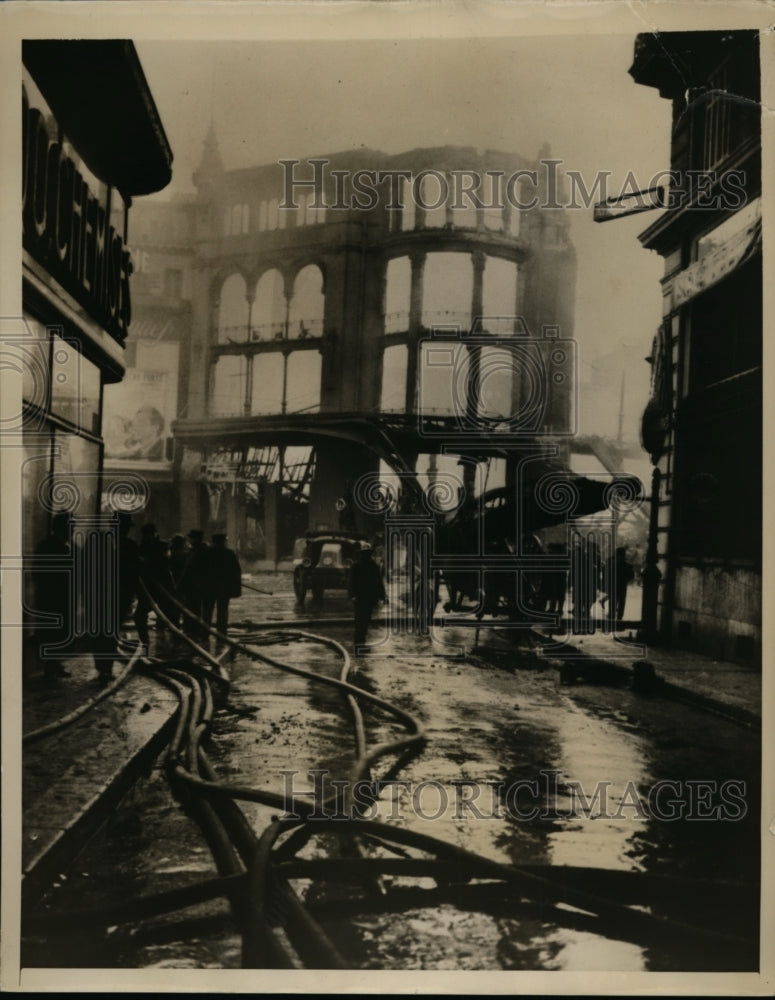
[{"left": 24, "top": 576, "right": 760, "bottom": 972}]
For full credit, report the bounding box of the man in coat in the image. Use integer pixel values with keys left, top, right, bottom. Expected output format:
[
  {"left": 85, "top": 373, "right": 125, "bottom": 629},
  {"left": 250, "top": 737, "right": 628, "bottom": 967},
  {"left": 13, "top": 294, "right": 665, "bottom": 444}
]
[
  {"left": 203, "top": 532, "right": 242, "bottom": 636},
  {"left": 348, "top": 543, "right": 386, "bottom": 654},
  {"left": 178, "top": 529, "right": 211, "bottom": 639}
]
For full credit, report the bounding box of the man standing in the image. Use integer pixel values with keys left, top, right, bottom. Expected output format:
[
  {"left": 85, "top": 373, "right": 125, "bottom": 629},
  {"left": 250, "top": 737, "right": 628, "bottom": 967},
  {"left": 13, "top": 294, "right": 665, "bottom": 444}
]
[
  {"left": 203, "top": 532, "right": 242, "bottom": 636},
  {"left": 178, "top": 529, "right": 210, "bottom": 638},
  {"left": 134, "top": 523, "right": 175, "bottom": 650},
  {"left": 348, "top": 543, "right": 386, "bottom": 654}
]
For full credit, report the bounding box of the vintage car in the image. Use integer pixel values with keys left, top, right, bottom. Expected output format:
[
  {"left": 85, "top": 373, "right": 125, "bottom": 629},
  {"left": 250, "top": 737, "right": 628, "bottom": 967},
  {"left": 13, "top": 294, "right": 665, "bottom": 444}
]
[{"left": 292, "top": 530, "right": 368, "bottom": 604}]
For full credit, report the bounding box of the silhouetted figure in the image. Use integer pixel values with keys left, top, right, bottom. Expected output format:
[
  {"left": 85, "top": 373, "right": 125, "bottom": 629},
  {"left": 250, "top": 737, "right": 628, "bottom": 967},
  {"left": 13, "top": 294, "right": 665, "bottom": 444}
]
[
  {"left": 542, "top": 542, "right": 568, "bottom": 628},
  {"left": 203, "top": 533, "right": 242, "bottom": 636},
  {"left": 604, "top": 546, "right": 635, "bottom": 624},
  {"left": 134, "top": 524, "right": 176, "bottom": 650},
  {"left": 178, "top": 529, "right": 210, "bottom": 639},
  {"left": 88, "top": 512, "right": 140, "bottom": 684},
  {"left": 33, "top": 511, "right": 73, "bottom": 680},
  {"left": 348, "top": 545, "right": 386, "bottom": 652},
  {"left": 571, "top": 533, "right": 601, "bottom": 626},
  {"left": 168, "top": 533, "right": 190, "bottom": 627}
]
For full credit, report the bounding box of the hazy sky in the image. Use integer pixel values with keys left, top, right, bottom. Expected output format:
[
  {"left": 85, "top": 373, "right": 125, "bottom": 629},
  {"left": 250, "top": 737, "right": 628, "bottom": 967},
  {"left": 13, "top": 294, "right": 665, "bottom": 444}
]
[{"left": 135, "top": 34, "right": 671, "bottom": 444}]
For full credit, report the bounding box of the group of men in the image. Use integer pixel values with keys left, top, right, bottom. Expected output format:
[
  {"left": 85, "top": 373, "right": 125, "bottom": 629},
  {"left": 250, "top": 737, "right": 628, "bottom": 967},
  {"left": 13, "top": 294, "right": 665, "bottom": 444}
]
[
  {"left": 538, "top": 540, "right": 635, "bottom": 625},
  {"left": 32, "top": 513, "right": 242, "bottom": 683}
]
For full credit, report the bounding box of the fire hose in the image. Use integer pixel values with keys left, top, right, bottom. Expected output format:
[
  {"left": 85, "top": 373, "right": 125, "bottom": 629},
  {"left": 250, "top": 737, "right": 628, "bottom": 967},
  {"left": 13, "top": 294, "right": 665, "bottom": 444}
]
[{"left": 22, "top": 579, "right": 758, "bottom": 970}]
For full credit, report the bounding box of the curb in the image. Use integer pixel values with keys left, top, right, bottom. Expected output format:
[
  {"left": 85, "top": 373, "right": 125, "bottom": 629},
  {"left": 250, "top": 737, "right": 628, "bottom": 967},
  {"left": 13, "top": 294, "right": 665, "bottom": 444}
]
[
  {"left": 22, "top": 702, "right": 179, "bottom": 910},
  {"left": 534, "top": 637, "right": 761, "bottom": 729}
]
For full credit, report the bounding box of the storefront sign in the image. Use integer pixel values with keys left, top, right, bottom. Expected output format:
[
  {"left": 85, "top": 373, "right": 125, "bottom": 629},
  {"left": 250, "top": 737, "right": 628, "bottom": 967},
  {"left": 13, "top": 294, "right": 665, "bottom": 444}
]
[{"left": 22, "top": 85, "right": 132, "bottom": 344}]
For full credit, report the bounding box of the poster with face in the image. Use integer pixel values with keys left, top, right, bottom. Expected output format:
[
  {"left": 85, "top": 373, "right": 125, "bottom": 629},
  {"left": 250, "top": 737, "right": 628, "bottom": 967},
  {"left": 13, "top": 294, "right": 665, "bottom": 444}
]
[{"left": 103, "top": 341, "right": 179, "bottom": 463}]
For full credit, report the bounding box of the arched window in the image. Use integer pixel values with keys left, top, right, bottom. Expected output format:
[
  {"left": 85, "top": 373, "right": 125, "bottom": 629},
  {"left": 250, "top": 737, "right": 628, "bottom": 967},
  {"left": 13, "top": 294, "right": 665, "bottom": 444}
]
[
  {"left": 417, "top": 171, "right": 447, "bottom": 229},
  {"left": 258, "top": 201, "right": 268, "bottom": 232},
  {"left": 483, "top": 174, "right": 505, "bottom": 232},
  {"left": 384, "top": 257, "right": 411, "bottom": 334},
  {"left": 252, "top": 269, "right": 287, "bottom": 341},
  {"left": 288, "top": 265, "right": 324, "bottom": 339},
  {"left": 217, "top": 273, "right": 249, "bottom": 343}
]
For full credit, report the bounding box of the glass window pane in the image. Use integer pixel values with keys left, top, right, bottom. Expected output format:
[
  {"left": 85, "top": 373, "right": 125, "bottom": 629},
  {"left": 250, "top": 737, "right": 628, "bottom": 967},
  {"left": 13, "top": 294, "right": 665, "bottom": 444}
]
[
  {"left": 50, "top": 334, "right": 101, "bottom": 434},
  {"left": 21, "top": 314, "right": 50, "bottom": 411},
  {"left": 52, "top": 431, "right": 100, "bottom": 517},
  {"left": 22, "top": 435, "right": 52, "bottom": 554}
]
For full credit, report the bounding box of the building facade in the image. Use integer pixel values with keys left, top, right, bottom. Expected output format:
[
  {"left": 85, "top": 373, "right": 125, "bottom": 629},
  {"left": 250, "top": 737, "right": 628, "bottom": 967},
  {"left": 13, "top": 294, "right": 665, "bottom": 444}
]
[
  {"left": 632, "top": 30, "right": 761, "bottom": 663},
  {"left": 21, "top": 41, "right": 172, "bottom": 614},
  {"left": 102, "top": 196, "right": 196, "bottom": 539},
  {"left": 170, "top": 136, "right": 577, "bottom": 563}
]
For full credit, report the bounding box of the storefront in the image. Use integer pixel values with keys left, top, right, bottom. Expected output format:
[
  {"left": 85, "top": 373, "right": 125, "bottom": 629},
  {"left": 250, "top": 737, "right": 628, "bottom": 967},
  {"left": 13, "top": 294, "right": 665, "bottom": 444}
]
[{"left": 21, "top": 41, "right": 172, "bottom": 588}]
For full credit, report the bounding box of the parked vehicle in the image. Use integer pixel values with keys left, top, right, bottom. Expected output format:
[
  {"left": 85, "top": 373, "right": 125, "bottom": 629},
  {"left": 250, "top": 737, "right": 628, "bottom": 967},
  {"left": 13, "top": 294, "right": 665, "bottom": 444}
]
[{"left": 292, "top": 530, "right": 367, "bottom": 604}]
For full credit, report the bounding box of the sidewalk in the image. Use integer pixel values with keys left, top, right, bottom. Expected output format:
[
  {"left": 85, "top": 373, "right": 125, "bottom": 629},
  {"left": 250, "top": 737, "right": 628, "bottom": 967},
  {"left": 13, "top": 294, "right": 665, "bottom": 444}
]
[
  {"left": 530, "top": 625, "right": 761, "bottom": 728},
  {"left": 22, "top": 645, "right": 179, "bottom": 908}
]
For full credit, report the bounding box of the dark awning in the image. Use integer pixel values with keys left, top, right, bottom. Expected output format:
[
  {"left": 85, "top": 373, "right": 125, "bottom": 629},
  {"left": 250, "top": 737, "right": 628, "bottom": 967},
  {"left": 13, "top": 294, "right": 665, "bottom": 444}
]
[{"left": 23, "top": 39, "right": 172, "bottom": 197}]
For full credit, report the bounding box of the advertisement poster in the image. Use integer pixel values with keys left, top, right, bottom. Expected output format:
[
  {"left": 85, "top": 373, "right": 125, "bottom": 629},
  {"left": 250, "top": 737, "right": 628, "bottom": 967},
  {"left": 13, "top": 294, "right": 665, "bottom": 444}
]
[{"left": 103, "top": 342, "right": 178, "bottom": 465}]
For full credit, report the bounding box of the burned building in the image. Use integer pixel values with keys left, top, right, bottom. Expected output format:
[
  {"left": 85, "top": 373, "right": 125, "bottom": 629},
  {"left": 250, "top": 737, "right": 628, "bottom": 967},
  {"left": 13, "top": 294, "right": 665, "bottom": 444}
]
[
  {"left": 631, "top": 31, "right": 761, "bottom": 663},
  {"left": 168, "top": 135, "right": 577, "bottom": 564}
]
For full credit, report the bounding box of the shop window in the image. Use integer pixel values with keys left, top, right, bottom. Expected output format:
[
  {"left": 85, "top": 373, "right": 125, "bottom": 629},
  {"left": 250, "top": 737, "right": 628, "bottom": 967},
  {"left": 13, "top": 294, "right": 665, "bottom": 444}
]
[
  {"left": 676, "top": 393, "right": 760, "bottom": 561},
  {"left": 687, "top": 257, "right": 761, "bottom": 393},
  {"left": 51, "top": 431, "right": 100, "bottom": 517},
  {"left": 22, "top": 442, "right": 52, "bottom": 555},
  {"left": 50, "top": 334, "right": 101, "bottom": 435}
]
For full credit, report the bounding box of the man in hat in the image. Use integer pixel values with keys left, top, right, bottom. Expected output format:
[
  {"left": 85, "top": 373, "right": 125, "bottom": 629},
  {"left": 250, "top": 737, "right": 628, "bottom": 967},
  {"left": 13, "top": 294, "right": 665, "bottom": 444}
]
[
  {"left": 348, "top": 543, "right": 386, "bottom": 654},
  {"left": 177, "top": 529, "right": 211, "bottom": 638},
  {"left": 203, "top": 532, "right": 242, "bottom": 636}
]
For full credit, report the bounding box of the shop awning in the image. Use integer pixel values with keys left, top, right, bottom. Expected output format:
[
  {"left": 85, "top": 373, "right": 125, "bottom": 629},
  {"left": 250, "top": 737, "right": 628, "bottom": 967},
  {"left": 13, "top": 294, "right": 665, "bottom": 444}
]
[
  {"left": 23, "top": 40, "right": 172, "bottom": 198},
  {"left": 669, "top": 210, "right": 761, "bottom": 310}
]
